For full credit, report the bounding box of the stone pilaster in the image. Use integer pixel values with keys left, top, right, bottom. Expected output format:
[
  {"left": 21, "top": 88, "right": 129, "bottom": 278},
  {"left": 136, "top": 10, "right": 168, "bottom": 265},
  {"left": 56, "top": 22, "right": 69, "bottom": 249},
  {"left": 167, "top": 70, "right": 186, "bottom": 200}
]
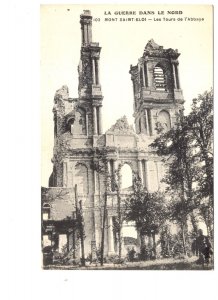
[
  {"left": 142, "top": 64, "right": 146, "bottom": 87},
  {"left": 138, "top": 159, "right": 143, "bottom": 184},
  {"left": 84, "top": 24, "right": 88, "bottom": 45},
  {"left": 93, "top": 106, "right": 97, "bottom": 135},
  {"left": 86, "top": 113, "right": 89, "bottom": 136},
  {"left": 144, "top": 61, "right": 148, "bottom": 87},
  {"left": 145, "top": 109, "right": 150, "bottom": 135},
  {"left": 63, "top": 161, "right": 68, "bottom": 187},
  {"left": 172, "top": 63, "right": 177, "bottom": 89},
  {"left": 144, "top": 160, "right": 149, "bottom": 191},
  {"left": 87, "top": 22, "right": 92, "bottom": 43},
  {"left": 148, "top": 109, "right": 153, "bottom": 136},
  {"left": 96, "top": 59, "right": 100, "bottom": 85},
  {"left": 175, "top": 63, "right": 181, "bottom": 89},
  {"left": 98, "top": 106, "right": 102, "bottom": 134},
  {"left": 141, "top": 115, "right": 146, "bottom": 133},
  {"left": 92, "top": 58, "right": 96, "bottom": 85}
]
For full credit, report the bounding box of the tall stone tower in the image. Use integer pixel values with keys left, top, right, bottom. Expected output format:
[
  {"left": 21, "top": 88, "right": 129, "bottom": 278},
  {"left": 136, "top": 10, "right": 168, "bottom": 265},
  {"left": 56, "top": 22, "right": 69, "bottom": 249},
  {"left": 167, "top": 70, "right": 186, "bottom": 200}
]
[
  {"left": 48, "top": 10, "right": 106, "bottom": 256},
  {"left": 130, "top": 39, "right": 184, "bottom": 137},
  {"left": 50, "top": 10, "right": 104, "bottom": 188},
  {"left": 78, "top": 10, "right": 103, "bottom": 136}
]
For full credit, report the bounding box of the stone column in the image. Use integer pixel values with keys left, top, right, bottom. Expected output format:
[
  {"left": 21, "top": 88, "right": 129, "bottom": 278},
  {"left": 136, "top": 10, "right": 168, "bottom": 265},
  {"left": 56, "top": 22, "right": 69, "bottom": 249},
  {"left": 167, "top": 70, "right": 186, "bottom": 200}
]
[
  {"left": 91, "top": 203, "right": 96, "bottom": 254},
  {"left": 146, "top": 62, "right": 152, "bottom": 87},
  {"left": 81, "top": 25, "right": 84, "bottom": 45},
  {"left": 93, "top": 106, "right": 97, "bottom": 135},
  {"left": 95, "top": 210, "right": 100, "bottom": 248},
  {"left": 84, "top": 24, "right": 88, "bottom": 45},
  {"left": 132, "top": 79, "right": 136, "bottom": 95},
  {"left": 144, "top": 160, "right": 149, "bottom": 191},
  {"left": 172, "top": 63, "right": 177, "bottom": 89},
  {"left": 96, "top": 59, "right": 100, "bottom": 85},
  {"left": 107, "top": 160, "right": 112, "bottom": 191},
  {"left": 86, "top": 113, "right": 89, "bottom": 136},
  {"left": 175, "top": 63, "right": 181, "bottom": 89},
  {"left": 142, "top": 65, "right": 146, "bottom": 87},
  {"left": 145, "top": 109, "right": 150, "bottom": 135},
  {"left": 144, "top": 61, "right": 148, "bottom": 87},
  {"left": 113, "top": 160, "right": 118, "bottom": 171},
  {"left": 63, "top": 161, "right": 68, "bottom": 187},
  {"left": 107, "top": 160, "right": 111, "bottom": 176},
  {"left": 98, "top": 106, "right": 103, "bottom": 134},
  {"left": 148, "top": 109, "right": 153, "bottom": 136},
  {"left": 138, "top": 160, "right": 143, "bottom": 184},
  {"left": 113, "top": 160, "right": 118, "bottom": 191},
  {"left": 92, "top": 58, "right": 96, "bottom": 85},
  {"left": 108, "top": 216, "right": 114, "bottom": 254},
  {"left": 93, "top": 169, "right": 97, "bottom": 194},
  {"left": 141, "top": 115, "right": 146, "bottom": 133},
  {"left": 87, "top": 22, "right": 92, "bottom": 43}
]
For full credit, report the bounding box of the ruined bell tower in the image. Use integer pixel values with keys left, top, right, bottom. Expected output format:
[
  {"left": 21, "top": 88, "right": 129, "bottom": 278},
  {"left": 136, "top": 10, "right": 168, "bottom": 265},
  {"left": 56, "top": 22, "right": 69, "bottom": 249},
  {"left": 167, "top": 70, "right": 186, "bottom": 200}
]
[
  {"left": 78, "top": 10, "right": 103, "bottom": 136},
  {"left": 130, "top": 39, "right": 184, "bottom": 136}
]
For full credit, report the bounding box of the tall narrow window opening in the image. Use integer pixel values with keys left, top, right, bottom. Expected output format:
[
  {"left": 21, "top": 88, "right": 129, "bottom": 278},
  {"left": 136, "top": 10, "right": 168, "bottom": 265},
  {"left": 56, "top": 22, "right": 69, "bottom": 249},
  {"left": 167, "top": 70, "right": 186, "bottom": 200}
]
[{"left": 154, "top": 66, "right": 166, "bottom": 91}]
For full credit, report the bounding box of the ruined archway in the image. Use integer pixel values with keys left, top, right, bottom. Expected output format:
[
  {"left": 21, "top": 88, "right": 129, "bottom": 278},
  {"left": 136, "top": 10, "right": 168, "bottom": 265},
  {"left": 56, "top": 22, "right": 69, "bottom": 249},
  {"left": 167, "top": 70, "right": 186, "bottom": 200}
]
[
  {"left": 74, "top": 163, "right": 89, "bottom": 195},
  {"left": 157, "top": 110, "right": 171, "bottom": 132},
  {"left": 71, "top": 107, "right": 86, "bottom": 135},
  {"left": 120, "top": 163, "right": 133, "bottom": 190}
]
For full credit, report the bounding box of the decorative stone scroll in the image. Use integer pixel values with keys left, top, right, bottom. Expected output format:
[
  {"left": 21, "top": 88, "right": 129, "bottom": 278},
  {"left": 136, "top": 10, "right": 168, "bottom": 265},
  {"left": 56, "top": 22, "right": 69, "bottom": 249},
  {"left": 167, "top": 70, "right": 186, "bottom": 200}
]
[{"left": 106, "top": 116, "right": 135, "bottom": 135}]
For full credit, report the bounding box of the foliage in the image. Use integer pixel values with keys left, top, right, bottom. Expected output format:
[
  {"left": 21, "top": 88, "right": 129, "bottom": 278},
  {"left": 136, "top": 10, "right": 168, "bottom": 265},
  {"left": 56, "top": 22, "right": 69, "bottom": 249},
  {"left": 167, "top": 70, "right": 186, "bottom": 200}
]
[
  {"left": 124, "top": 175, "right": 166, "bottom": 258},
  {"left": 187, "top": 90, "right": 213, "bottom": 238},
  {"left": 125, "top": 176, "right": 166, "bottom": 234},
  {"left": 188, "top": 89, "right": 213, "bottom": 199},
  {"left": 150, "top": 89, "right": 213, "bottom": 241}
]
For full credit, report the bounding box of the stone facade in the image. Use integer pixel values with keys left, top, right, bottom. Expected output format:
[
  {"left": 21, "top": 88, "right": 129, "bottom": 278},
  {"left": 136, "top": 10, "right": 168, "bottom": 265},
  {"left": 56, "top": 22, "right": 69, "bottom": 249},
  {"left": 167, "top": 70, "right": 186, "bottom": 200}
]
[{"left": 42, "top": 10, "right": 184, "bottom": 258}]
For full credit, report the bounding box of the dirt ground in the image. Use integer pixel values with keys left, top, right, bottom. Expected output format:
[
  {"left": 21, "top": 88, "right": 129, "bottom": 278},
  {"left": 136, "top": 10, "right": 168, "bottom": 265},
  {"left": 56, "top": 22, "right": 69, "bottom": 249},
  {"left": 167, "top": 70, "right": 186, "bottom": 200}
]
[{"left": 44, "top": 256, "right": 214, "bottom": 270}]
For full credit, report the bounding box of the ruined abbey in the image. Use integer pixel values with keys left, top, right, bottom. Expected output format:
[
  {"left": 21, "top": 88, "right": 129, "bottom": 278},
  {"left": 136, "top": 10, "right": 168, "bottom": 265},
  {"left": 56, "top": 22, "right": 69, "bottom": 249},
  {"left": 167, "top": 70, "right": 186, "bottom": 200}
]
[{"left": 42, "top": 10, "right": 184, "bottom": 259}]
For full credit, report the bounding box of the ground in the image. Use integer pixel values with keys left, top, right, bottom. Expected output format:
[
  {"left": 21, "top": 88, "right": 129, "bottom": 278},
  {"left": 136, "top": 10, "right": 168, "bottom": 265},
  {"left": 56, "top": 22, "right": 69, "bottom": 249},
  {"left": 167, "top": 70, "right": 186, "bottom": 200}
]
[{"left": 43, "top": 256, "right": 213, "bottom": 270}]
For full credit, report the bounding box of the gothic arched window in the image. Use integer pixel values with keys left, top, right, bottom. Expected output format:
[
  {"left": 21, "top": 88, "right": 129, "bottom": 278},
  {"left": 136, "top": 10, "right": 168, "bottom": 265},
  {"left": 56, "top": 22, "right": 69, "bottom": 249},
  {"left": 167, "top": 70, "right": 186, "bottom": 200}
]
[{"left": 154, "top": 66, "right": 166, "bottom": 91}]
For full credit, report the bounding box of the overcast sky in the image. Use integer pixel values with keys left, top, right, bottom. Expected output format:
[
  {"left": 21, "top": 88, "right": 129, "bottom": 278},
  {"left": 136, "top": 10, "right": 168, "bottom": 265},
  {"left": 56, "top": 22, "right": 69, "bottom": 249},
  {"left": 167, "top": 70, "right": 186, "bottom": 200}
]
[{"left": 41, "top": 4, "right": 213, "bottom": 187}]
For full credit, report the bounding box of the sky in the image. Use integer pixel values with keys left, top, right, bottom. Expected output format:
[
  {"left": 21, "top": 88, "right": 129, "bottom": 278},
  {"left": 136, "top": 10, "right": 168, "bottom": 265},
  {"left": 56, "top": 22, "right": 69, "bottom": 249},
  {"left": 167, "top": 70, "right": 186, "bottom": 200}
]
[{"left": 41, "top": 4, "right": 213, "bottom": 187}]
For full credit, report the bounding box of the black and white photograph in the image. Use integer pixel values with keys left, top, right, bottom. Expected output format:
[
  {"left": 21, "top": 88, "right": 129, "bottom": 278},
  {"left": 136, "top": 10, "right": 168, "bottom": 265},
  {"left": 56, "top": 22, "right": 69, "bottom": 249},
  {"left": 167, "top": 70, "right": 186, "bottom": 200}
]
[{"left": 40, "top": 4, "right": 213, "bottom": 270}]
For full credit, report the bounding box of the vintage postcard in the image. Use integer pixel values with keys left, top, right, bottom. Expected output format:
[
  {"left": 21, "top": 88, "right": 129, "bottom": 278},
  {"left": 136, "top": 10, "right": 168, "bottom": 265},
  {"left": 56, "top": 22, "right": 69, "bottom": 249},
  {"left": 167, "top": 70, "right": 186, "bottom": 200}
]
[{"left": 41, "top": 4, "right": 213, "bottom": 270}]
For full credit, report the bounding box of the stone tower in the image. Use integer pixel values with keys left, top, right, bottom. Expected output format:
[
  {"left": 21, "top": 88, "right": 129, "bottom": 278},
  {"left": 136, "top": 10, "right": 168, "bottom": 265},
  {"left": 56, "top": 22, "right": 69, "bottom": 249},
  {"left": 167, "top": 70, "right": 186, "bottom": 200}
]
[
  {"left": 49, "top": 10, "right": 104, "bottom": 188},
  {"left": 48, "top": 10, "right": 106, "bottom": 256},
  {"left": 130, "top": 39, "right": 184, "bottom": 137},
  {"left": 78, "top": 10, "right": 103, "bottom": 136}
]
